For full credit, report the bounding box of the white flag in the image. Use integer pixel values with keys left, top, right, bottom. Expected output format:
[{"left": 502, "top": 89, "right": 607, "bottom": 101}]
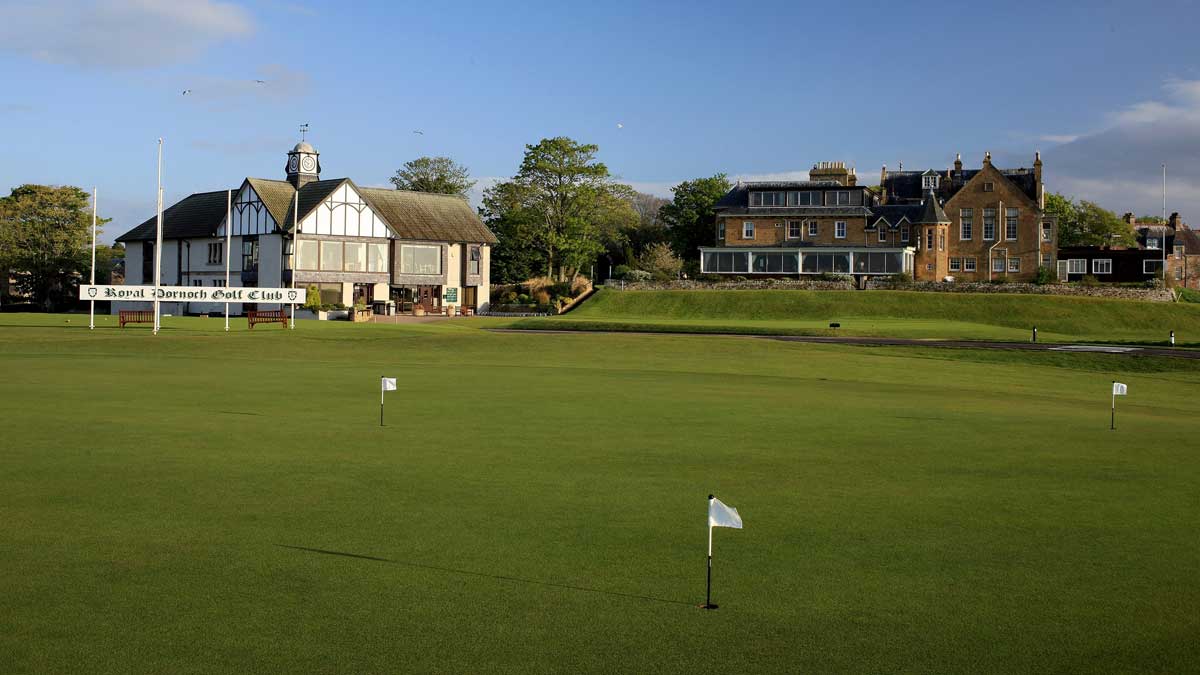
[
  {"left": 382, "top": 377, "right": 397, "bottom": 392},
  {"left": 709, "top": 497, "right": 743, "bottom": 530},
  {"left": 1112, "top": 382, "right": 1127, "bottom": 396}
]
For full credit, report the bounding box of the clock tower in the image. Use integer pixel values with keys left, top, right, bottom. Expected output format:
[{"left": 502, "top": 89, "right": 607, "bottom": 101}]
[{"left": 285, "top": 141, "right": 320, "bottom": 188}]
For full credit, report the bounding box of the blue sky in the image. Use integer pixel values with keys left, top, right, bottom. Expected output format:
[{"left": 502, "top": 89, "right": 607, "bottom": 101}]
[{"left": 2, "top": 0, "right": 1200, "bottom": 241}]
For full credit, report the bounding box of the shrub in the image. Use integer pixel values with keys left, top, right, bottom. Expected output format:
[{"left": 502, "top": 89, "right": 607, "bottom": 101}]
[
  {"left": 1079, "top": 275, "right": 1101, "bottom": 288},
  {"left": 612, "top": 264, "right": 632, "bottom": 279},
  {"left": 569, "top": 274, "right": 591, "bottom": 296},
  {"left": 517, "top": 293, "right": 531, "bottom": 304},
  {"left": 502, "top": 290, "right": 519, "bottom": 303},
  {"left": 888, "top": 272, "right": 913, "bottom": 285},
  {"left": 989, "top": 277, "right": 1009, "bottom": 285},
  {"left": 637, "top": 242, "right": 683, "bottom": 281},
  {"left": 814, "top": 273, "right": 851, "bottom": 283},
  {"left": 302, "top": 284, "right": 321, "bottom": 312},
  {"left": 1178, "top": 288, "right": 1200, "bottom": 303},
  {"left": 626, "top": 270, "right": 652, "bottom": 282},
  {"left": 532, "top": 289, "right": 551, "bottom": 305},
  {"left": 1034, "top": 265, "right": 1057, "bottom": 285},
  {"left": 697, "top": 273, "right": 723, "bottom": 282}
]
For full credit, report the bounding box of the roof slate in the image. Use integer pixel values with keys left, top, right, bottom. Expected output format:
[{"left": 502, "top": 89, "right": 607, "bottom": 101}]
[
  {"left": 882, "top": 167, "right": 1039, "bottom": 204},
  {"left": 115, "top": 190, "right": 230, "bottom": 242},
  {"left": 357, "top": 188, "right": 497, "bottom": 243}
]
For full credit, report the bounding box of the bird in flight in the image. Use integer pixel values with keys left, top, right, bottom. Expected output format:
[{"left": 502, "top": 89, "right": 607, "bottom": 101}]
[
  {"left": 616, "top": 123, "right": 624, "bottom": 129},
  {"left": 412, "top": 130, "right": 424, "bottom": 135},
  {"left": 254, "top": 80, "right": 266, "bottom": 84},
  {"left": 182, "top": 89, "right": 192, "bottom": 95}
]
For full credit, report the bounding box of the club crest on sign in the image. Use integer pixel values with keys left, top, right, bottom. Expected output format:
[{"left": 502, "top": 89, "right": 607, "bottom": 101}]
[
  {"left": 87, "top": 287, "right": 97, "bottom": 298},
  {"left": 287, "top": 291, "right": 297, "bottom": 301}
]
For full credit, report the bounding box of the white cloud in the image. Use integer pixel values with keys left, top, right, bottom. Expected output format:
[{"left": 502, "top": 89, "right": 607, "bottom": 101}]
[
  {"left": 1036, "top": 134, "right": 1080, "bottom": 144},
  {"left": 0, "top": 0, "right": 254, "bottom": 69}
]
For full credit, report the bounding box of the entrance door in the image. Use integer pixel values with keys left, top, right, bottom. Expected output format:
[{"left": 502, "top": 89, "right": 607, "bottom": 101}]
[
  {"left": 416, "top": 285, "right": 440, "bottom": 313},
  {"left": 1056, "top": 259, "right": 1069, "bottom": 282},
  {"left": 462, "top": 286, "right": 478, "bottom": 311}
]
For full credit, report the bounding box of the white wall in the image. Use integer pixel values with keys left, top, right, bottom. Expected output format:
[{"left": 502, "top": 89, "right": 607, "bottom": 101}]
[
  {"left": 222, "top": 184, "right": 278, "bottom": 236},
  {"left": 445, "top": 243, "right": 462, "bottom": 308},
  {"left": 479, "top": 244, "right": 491, "bottom": 311},
  {"left": 300, "top": 183, "right": 390, "bottom": 238}
]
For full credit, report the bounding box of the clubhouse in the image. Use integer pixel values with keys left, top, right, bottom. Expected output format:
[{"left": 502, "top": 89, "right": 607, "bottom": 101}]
[
  {"left": 700, "top": 154, "right": 1056, "bottom": 283},
  {"left": 114, "top": 140, "right": 496, "bottom": 316}
]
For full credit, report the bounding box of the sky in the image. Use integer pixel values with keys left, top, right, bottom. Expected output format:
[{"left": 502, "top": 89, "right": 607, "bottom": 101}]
[{"left": 2, "top": 0, "right": 1200, "bottom": 242}]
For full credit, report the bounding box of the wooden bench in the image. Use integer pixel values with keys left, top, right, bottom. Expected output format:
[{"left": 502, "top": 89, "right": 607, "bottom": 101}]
[
  {"left": 118, "top": 310, "right": 154, "bottom": 328},
  {"left": 247, "top": 309, "right": 287, "bottom": 329}
]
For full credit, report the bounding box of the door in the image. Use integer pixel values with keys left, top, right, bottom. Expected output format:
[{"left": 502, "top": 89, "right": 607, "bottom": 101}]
[
  {"left": 1056, "top": 259, "right": 1069, "bottom": 282},
  {"left": 462, "top": 286, "right": 478, "bottom": 310},
  {"left": 416, "top": 285, "right": 440, "bottom": 312}
]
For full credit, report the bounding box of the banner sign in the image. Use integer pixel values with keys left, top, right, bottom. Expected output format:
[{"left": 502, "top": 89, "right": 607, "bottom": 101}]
[
  {"left": 79, "top": 285, "right": 309, "bottom": 304},
  {"left": 444, "top": 287, "right": 458, "bottom": 303}
]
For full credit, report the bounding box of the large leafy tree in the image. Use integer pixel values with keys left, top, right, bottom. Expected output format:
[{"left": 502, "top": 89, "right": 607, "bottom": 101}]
[
  {"left": 1045, "top": 192, "right": 1135, "bottom": 247},
  {"left": 659, "top": 174, "right": 732, "bottom": 261},
  {"left": 0, "top": 184, "right": 108, "bottom": 309},
  {"left": 482, "top": 137, "right": 636, "bottom": 280},
  {"left": 389, "top": 156, "right": 475, "bottom": 197}
]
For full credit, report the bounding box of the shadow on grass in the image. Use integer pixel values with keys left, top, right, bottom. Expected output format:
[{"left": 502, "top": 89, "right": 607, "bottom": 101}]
[{"left": 275, "top": 544, "right": 694, "bottom": 607}]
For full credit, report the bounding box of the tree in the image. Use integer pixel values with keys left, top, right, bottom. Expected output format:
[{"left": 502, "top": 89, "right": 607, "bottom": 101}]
[
  {"left": 482, "top": 137, "right": 636, "bottom": 280},
  {"left": 1046, "top": 192, "right": 1135, "bottom": 247},
  {"left": 659, "top": 174, "right": 732, "bottom": 261},
  {"left": 0, "top": 184, "right": 108, "bottom": 309},
  {"left": 479, "top": 181, "right": 542, "bottom": 284},
  {"left": 636, "top": 242, "right": 682, "bottom": 280},
  {"left": 389, "top": 156, "right": 475, "bottom": 197}
]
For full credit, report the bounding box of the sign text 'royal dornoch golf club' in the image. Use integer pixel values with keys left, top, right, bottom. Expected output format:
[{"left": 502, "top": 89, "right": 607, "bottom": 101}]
[{"left": 79, "top": 285, "right": 309, "bottom": 304}]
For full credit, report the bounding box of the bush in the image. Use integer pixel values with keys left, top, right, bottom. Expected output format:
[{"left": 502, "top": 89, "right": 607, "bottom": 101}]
[
  {"left": 625, "top": 270, "right": 652, "bottom": 282},
  {"left": 697, "top": 273, "right": 723, "bottom": 282},
  {"left": 1034, "top": 265, "right": 1057, "bottom": 285},
  {"left": 532, "top": 289, "right": 551, "bottom": 305},
  {"left": 814, "top": 273, "right": 851, "bottom": 283},
  {"left": 302, "top": 284, "right": 321, "bottom": 312},
  {"left": 1178, "top": 288, "right": 1200, "bottom": 303},
  {"left": 637, "top": 242, "right": 683, "bottom": 281},
  {"left": 1079, "top": 275, "right": 1101, "bottom": 287},
  {"left": 569, "top": 274, "right": 591, "bottom": 296},
  {"left": 517, "top": 293, "right": 531, "bottom": 304},
  {"left": 989, "top": 277, "right": 1009, "bottom": 285},
  {"left": 888, "top": 272, "right": 913, "bottom": 285},
  {"left": 612, "top": 265, "right": 632, "bottom": 280}
]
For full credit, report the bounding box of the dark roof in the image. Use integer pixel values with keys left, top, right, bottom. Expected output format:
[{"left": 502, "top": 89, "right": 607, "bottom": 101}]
[
  {"left": 716, "top": 206, "right": 872, "bottom": 217},
  {"left": 116, "top": 190, "right": 229, "bottom": 242},
  {"left": 358, "top": 188, "right": 497, "bottom": 243},
  {"left": 714, "top": 181, "right": 865, "bottom": 210},
  {"left": 867, "top": 204, "right": 923, "bottom": 227},
  {"left": 915, "top": 192, "right": 950, "bottom": 224},
  {"left": 1174, "top": 226, "right": 1200, "bottom": 255},
  {"left": 881, "top": 166, "right": 1039, "bottom": 204}
]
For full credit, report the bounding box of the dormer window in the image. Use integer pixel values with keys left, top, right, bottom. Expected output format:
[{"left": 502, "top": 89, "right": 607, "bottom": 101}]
[{"left": 922, "top": 175, "right": 939, "bottom": 190}]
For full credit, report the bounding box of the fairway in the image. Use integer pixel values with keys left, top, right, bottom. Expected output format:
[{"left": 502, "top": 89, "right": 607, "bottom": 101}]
[{"left": 2, "top": 315, "right": 1198, "bottom": 673}]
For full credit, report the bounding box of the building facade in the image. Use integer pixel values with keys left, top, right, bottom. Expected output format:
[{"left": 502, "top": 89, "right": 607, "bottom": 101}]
[
  {"left": 701, "top": 153, "right": 1054, "bottom": 283},
  {"left": 115, "top": 141, "right": 496, "bottom": 315}
]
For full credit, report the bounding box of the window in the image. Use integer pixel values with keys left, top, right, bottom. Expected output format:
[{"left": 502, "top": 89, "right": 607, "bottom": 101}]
[
  {"left": 400, "top": 245, "right": 442, "bottom": 275},
  {"left": 993, "top": 257, "right": 1006, "bottom": 273},
  {"left": 1042, "top": 223, "right": 1052, "bottom": 242},
  {"left": 950, "top": 257, "right": 961, "bottom": 272},
  {"left": 960, "top": 209, "right": 973, "bottom": 240},
  {"left": 983, "top": 209, "right": 996, "bottom": 241},
  {"left": 211, "top": 279, "right": 223, "bottom": 287},
  {"left": 742, "top": 222, "right": 755, "bottom": 239},
  {"left": 192, "top": 279, "right": 202, "bottom": 286},
  {"left": 835, "top": 221, "right": 846, "bottom": 239},
  {"left": 901, "top": 226, "right": 910, "bottom": 243},
  {"left": 718, "top": 223, "right": 725, "bottom": 240},
  {"left": 983, "top": 182, "right": 994, "bottom": 192},
  {"left": 315, "top": 283, "right": 341, "bottom": 305},
  {"left": 795, "top": 191, "right": 822, "bottom": 206},
  {"left": 320, "top": 241, "right": 343, "bottom": 271},
  {"left": 926, "top": 263, "right": 934, "bottom": 271},
  {"left": 878, "top": 228, "right": 887, "bottom": 242},
  {"left": 207, "top": 242, "right": 222, "bottom": 265},
  {"left": 922, "top": 175, "right": 939, "bottom": 190},
  {"left": 1144, "top": 260, "right": 1164, "bottom": 274},
  {"left": 466, "top": 246, "right": 481, "bottom": 275},
  {"left": 343, "top": 242, "right": 366, "bottom": 272},
  {"left": 1005, "top": 208, "right": 1019, "bottom": 240},
  {"left": 1008, "top": 257, "right": 1021, "bottom": 273},
  {"left": 369, "top": 243, "right": 389, "bottom": 273},
  {"left": 241, "top": 238, "right": 258, "bottom": 272},
  {"left": 1146, "top": 237, "right": 1161, "bottom": 250},
  {"left": 1067, "top": 259, "right": 1086, "bottom": 274},
  {"left": 296, "top": 240, "right": 318, "bottom": 270},
  {"left": 752, "top": 252, "right": 799, "bottom": 273},
  {"left": 750, "top": 191, "right": 785, "bottom": 207},
  {"left": 964, "top": 257, "right": 977, "bottom": 272},
  {"left": 1176, "top": 267, "right": 1183, "bottom": 280},
  {"left": 830, "top": 191, "right": 851, "bottom": 206},
  {"left": 142, "top": 242, "right": 154, "bottom": 282},
  {"left": 801, "top": 252, "right": 850, "bottom": 274},
  {"left": 807, "top": 221, "right": 819, "bottom": 237},
  {"left": 939, "top": 232, "right": 945, "bottom": 251},
  {"left": 1175, "top": 246, "right": 1185, "bottom": 260},
  {"left": 1042, "top": 253, "right": 1053, "bottom": 267},
  {"left": 787, "top": 221, "right": 801, "bottom": 239},
  {"left": 1092, "top": 259, "right": 1112, "bottom": 275},
  {"left": 702, "top": 251, "right": 749, "bottom": 273},
  {"left": 852, "top": 251, "right": 903, "bottom": 274},
  {"left": 926, "top": 229, "right": 934, "bottom": 249}
]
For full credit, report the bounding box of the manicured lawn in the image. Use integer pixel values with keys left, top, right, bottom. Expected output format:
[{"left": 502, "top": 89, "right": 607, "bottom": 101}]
[
  {"left": 2, "top": 314, "right": 1198, "bottom": 673},
  {"left": 510, "top": 289, "right": 1200, "bottom": 344}
]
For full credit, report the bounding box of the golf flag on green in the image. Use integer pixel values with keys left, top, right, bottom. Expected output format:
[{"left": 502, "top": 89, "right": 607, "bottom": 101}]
[
  {"left": 1111, "top": 381, "right": 1127, "bottom": 430},
  {"left": 704, "top": 495, "right": 742, "bottom": 609},
  {"left": 381, "top": 376, "right": 397, "bottom": 426}
]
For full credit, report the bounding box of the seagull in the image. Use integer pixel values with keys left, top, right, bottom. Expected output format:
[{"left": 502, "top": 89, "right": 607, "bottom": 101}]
[
  {"left": 254, "top": 80, "right": 266, "bottom": 84},
  {"left": 182, "top": 89, "right": 191, "bottom": 95},
  {"left": 412, "top": 130, "right": 424, "bottom": 135},
  {"left": 616, "top": 123, "right": 623, "bottom": 129}
]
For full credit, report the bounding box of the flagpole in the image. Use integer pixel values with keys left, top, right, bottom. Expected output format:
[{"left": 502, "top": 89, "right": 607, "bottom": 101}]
[
  {"left": 705, "top": 494, "right": 715, "bottom": 610},
  {"left": 153, "top": 138, "right": 163, "bottom": 335},
  {"left": 224, "top": 189, "right": 231, "bottom": 332},
  {"left": 89, "top": 187, "right": 97, "bottom": 330},
  {"left": 1111, "top": 381, "right": 1116, "bottom": 431},
  {"left": 290, "top": 191, "right": 298, "bottom": 330},
  {"left": 380, "top": 375, "right": 385, "bottom": 427}
]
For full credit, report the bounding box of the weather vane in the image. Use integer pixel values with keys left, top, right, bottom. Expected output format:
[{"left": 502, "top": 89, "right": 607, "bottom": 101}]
[{"left": 299, "top": 123, "right": 309, "bottom": 142}]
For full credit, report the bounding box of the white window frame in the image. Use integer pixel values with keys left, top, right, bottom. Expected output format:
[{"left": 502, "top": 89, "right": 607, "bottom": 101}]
[
  {"left": 992, "top": 257, "right": 1006, "bottom": 273},
  {"left": 787, "top": 221, "right": 801, "bottom": 239},
  {"left": 960, "top": 209, "right": 973, "bottom": 240},
  {"left": 1067, "top": 259, "right": 1086, "bottom": 274},
  {"left": 901, "top": 226, "right": 910, "bottom": 243},
  {"left": 878, "top": 228, "right": 887, "bottom": 242},
  {"left": 834, "top": 221, "right": 847, "bottom": 239},
  {"left": 922, "top": 175, "right": 939, "bottom": 190},
  {"left": 1005, "top": 208, "right": 1019, "bottom": 241},
  {"left": 807, "top": 221, "right": 819, "bottom": 237},
  {"left": 964, "top": 257, "right": 977, "bottom": 272},
  {"left": 949, "top": 257, "right": 961, "bottom": 272},
  {"left": 742, "top": 222, "right": 754, "bottom": 239},
  {"left": 1092, "top": 259, "right": 1112, "bottom": 275},
  {"left": 1143, "top": 259, "right": 1164, "bottom": 274},
  {"left": 982, "top": 208, "right": 996, "bottom": 241},
  {"left": 1042, "top": 223, "right": 1052, "bottom": 242},
  {"left": 1008, "top": 257, "right": 1021, "bottom": 273},
  {"left": 829, "top": 191, "right": 850, "bottom": 206},
  {"left": 1146, "top": 237, "right": 1161, "bottom": 250}
]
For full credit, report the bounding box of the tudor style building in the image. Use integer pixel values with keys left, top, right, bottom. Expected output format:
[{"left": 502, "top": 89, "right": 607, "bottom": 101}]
[
  {"left": 701, "top": 153, "right": 1054, "bottom": 283},
  {"left": 114, "top": 141, "right": 496, "bottom": 316}
]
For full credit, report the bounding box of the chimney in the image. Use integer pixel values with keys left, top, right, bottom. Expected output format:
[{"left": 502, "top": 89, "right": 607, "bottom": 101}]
[
  {"left": 879, "top": 165, "right": 887, "bottom": 204},
  {"left": 1169, "top": 212, "right": 1182, "bottom": 230},
  {"left": 953, "top": 152, "right": 963, "bottom": 175},
  {"left": 982, "top": 151, "right": 992, "bottom": 167},
  {"left": 1123, "top": 213, "right": 1136, "bottom": 225}
]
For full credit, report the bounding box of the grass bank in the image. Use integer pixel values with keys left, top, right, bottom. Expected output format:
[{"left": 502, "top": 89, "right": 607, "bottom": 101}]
[{"left": 508, "top": 288, "right": 1200, "bottom": 343}]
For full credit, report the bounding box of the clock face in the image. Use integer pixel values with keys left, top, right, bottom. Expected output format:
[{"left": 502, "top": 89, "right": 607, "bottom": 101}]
[
  {"left": 288, "top": 155, "right": 299, "bottom": 172},
  {"left": 300, "top": 155, "right": 317, "bottom": 173}
]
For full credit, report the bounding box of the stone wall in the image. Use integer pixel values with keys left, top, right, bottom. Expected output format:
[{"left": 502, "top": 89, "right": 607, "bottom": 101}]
[
  {"left": 603, "top": 279, "right": 855, "bottom": 291},
  {"left": 864, "top": 279, "right": 1174, "bottom": 302}
]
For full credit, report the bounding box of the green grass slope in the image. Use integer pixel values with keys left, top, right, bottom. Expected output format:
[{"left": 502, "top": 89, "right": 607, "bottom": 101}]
[
  {"left": 1, "top": 315, "right": 1198, "bottom": 673},
  {"left": 512, "top": 288, "right": 1200, "bottom": 343}
]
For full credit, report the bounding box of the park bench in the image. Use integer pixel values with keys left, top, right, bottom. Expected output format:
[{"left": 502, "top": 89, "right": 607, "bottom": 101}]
[
  {"left": 118, "top": 310, "right": 154, "bottom": 328},
  {"left": 247, "top": 309, "right": 287, "bottom": 329}
]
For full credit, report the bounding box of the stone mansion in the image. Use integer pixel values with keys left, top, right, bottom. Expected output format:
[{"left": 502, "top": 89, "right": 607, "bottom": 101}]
[{"left": 700, "top": 153, "right": 1055, "bottom": 283}]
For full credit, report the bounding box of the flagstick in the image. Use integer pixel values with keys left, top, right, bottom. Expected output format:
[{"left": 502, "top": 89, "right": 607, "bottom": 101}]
[
  {"left": 1111, "top": 381, "right": 1116, "bottom": 431},
  {"left": 153, "top": 138, "right": 163, "bottom": 335},
  {"left": 705, "top": 494, "right": 716, "bottom": 610},
  {"left": 224, "top": 189, "right": 231, "bottom": 332},
  {"left": 290, "top": 191, "right": 298, "bottom": 330},
  {"left": 89, "top": 187, "right": 97, "bottom": 330},
  {"left": 380, "top": 375, "right": 385, "bottom": 427}
]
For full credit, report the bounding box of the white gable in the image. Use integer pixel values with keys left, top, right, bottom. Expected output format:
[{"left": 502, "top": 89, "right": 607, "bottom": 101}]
[
  {"left": 299, "top": 182, "right": 391, "bottom": 238},
  {"left": 218, "top": 182, "right": 278, "bottom": 237}
]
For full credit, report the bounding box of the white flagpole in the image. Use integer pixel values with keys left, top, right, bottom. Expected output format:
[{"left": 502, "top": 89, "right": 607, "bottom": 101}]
[
  {"left": 706, "top": 495, "right": 714, "bottom": 609},
  {"left": 290, "top": 190, "right": 298, "bottom": 329},
  {"left": 224, "top": 189, "right": 231, "bottom": 331},
  {"left": 89, "top": 187, "right": 97, "bottom": 330},
  {"left": 380, "top": 376, "right": 385, "bottom": 427},
  {"left": 1111, "top": 381, "right": 1116, "bottom": 430},
  {"left": 153, "top": 138, "right": 164, "bottom": 335}
]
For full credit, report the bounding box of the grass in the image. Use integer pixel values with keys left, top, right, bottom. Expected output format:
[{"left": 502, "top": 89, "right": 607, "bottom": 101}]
[
  {"left": 506, "top": 288, "right": 1200, "bottom": 344},
  {"left": 2, "top": 314, "right": 1199, "bottom": 673}
]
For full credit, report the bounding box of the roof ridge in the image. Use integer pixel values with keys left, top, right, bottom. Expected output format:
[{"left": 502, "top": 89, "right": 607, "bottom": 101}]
[{"left": 360, "top": 186, "right": 469, "bottom": 200}]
